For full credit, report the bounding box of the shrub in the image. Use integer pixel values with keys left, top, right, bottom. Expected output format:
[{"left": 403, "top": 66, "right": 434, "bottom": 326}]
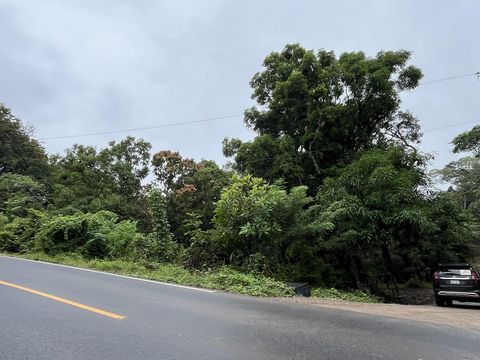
[
  {"left": 35, "top": 211, "right": 118, "bottom": 255},
  {"left": 242, "top": 253, "right": 269, "bottom": 275},
  {"left": 182, "top": 214, "right": 222, "bottom": 269},
  {"left": 311, "top": 287, "right": 380, "bottom": 303},
  {"left": 0, "top": 209, "right": 44, "bottom": 252},
  {"left": 135, "top": 233, "right": 181, "bottom": 263},
  {"left": 106, "top": 220, "right": 145, "bottom": 260},
  {"left": 204, "top": 267, "right": 294, "bottom": 297}
]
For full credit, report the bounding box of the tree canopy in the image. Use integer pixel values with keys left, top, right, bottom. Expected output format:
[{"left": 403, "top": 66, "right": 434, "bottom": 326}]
[
  {"left": 224, "top": 44, "right": 423, "bottom": 188},
  {"left": 0, "top": 44, "right": 476, "bottom": 301},
  {"left": 0, "top": 103, "right": 50, "bottom": 181}
]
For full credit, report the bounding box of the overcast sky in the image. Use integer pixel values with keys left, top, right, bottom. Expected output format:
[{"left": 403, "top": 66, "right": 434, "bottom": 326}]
[{"left": 1, "top": 0, "right": 478, "bottom": 169}]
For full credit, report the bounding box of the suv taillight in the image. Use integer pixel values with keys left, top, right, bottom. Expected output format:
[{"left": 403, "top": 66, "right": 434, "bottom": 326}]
[
  {"left": 471, "top": 271, "right": 479, "bottom": 285},
  {"left": 433, "top": 271, "right": 439, "bottom": 286}
]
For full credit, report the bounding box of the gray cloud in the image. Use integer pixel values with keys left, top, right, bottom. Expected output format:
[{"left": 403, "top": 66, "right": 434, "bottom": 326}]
[{"left": 1, "top": 0, "right": 478, "bottom": 169}]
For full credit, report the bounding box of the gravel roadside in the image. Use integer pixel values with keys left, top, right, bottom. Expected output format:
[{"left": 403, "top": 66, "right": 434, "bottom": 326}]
[{"left": 275, "top": 297, "right": 480, "bottom": 330}]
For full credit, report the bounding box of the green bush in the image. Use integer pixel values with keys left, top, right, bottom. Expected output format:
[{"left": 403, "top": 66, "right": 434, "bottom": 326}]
[
  {"left": 35, "top": 211, "right": 118, "bottom": 256},
  {"left": 0, "top": 210, "right": 44, "bottom": 252},
  {"left": 106, "top": 220, "right": 145, "bottom": 260},
  {"left": 242, "top": 253, "right": 269, "bottom": 275},
  {"left": 204, "top": 267, "right": 294, "bottom": 297},
  {"left": 135, "top": 233, "right": 181, "bottom": 263},
  {"left": 311, "top": 287, "right": 380, "bottom": 303},
  {"left": 181, "top": 213, "right": 221, "bottom": 270}
]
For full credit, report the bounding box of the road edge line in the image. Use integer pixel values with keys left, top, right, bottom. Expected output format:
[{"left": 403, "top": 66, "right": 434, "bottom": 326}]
[{"left": 0, "top": 255, "right": 216, "bottom": 293}]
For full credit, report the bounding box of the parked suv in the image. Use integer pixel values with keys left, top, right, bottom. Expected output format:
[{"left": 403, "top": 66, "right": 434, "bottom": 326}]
[{"left": 433, "top": 263, "right": 480, "bottom": 306}]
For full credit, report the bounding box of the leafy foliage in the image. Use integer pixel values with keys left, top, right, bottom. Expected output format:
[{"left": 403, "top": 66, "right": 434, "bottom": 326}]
[
  {"left": 152, "top": 151, "right": 231, "bottom": 244},
  {"left": 452, "top": 125, "right": 480, "bottom": 156},
  {"left": 0, "top": 209, "right": 45, "bottom": 252},
  {"left": 1, "top": 44, "right": 477, "bottom": 301},
  {"left": 213, "top": 175, "right": 311, "bottom": 272},
  {"left": 310, "top": 148, "right": 470, "bottom": 292},
  {"left": 16, "top": 253, "right": 294, "bottom": 297},
  {"left": 50, "top": 137, "right": 152, "bottom": 228},
  {"left": 0, "top": 173, "right": 47, "bottom": 217},
  {"left": 311, "top": 287, "right": 380, "bottom": 303},
  {"left": 225, "top": 44, "right": 422, "bottom": 189},
  {"left": 35, "top": 211, "right": 118, "bottom": 257},
  {"left": 0, "top": 103, "right": 50, "bottom": 181}
]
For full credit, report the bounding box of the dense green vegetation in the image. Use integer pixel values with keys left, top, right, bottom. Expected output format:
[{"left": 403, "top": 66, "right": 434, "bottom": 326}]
[
  {"left": 9, "top": 253, "right": 293, "bottom": 297},
  {"left": 1, "top": 44, "right": 478, "bottom": 300}
]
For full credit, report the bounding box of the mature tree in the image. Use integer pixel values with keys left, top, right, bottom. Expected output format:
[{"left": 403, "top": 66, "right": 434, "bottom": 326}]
[
  {"left": 224, "top": 44, "right": 423, "bottom": 188},
  {"left": 436, "top": 125, "right": 480, "bottom": 215},
  {"left": 140, "top": 188, "right": 179, "bottom": 262},
  {"left": 310, "top": 148, "right": 470, "bottom": 291},
  {"left": 151, "top": 150, "right": 196, "bottom": 192},
  {"left": 0, "top": 103, "right": 50, "bottom": 181},
  {"left": 436, "top": 157, "right": 480, "bottom": 213},
  {"left": 98, "top": 136, "right": 151, "bottom": 197},
  {"left": 452, "top": 125, "right": 480, "bottom": 156},
  {"left": 51, "top": 137, "right": 152, "bottom": 227},
  {"left": 223, "top": 135, "right": 304, "bottom": 187},
  {"left": 436, "top": 125, "right": 480, "bottom": 235},
  {"left": 151, "top": 151, "right": 230, "bottom": 243},
  {"left": 0, "top": 173, "right": 47, "bottom": 218}
]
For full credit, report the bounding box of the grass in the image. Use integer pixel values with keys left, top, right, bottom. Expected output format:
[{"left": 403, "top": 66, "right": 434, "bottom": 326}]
[
  {"left": 4, "top": 252, "right": 294, "bottom": 297},
  {"left": 3, "top": 252, "right": 384, "bottom": 302},
  {"left": 311, "top": 287, "right": 381, "bottom": 303}
]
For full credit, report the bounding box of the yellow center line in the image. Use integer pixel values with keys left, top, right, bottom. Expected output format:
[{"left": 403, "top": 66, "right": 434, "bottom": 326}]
[{"left": 0, "top": 280, "right": 125, "bottom": 320}]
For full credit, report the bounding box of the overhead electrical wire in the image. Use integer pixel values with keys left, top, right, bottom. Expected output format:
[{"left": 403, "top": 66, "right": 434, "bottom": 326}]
[
  {"left": 423, "top": 119, "right": 480, "bottom": 134},
  {"left": 39, "top": 114, "right": 243, "bottom": 140},
  {"left": 418, "top": 71, "right": 479, "bottom": 86},
  {"left": 38, "top": 71, "right": 479, "bottom": 141}
]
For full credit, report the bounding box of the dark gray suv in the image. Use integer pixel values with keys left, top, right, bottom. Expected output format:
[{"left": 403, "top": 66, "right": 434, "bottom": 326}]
[{"left": 433, "top": 263, "right": 480, "bottom": 306}]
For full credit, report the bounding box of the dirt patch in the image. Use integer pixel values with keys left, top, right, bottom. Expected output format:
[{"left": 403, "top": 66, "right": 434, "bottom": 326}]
[{"left": 276, "top": 297, "right": 480, "bottom": 330}]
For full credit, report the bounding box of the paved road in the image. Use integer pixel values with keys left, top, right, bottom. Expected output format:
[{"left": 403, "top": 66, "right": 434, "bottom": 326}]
[{"left": 1, "top": 256, "right": 479, "bottom": 360}]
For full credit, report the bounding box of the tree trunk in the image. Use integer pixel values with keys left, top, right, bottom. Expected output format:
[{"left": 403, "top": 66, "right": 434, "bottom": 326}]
[{"left": 381, "top": 242, "right": 399, "bottom": 295}]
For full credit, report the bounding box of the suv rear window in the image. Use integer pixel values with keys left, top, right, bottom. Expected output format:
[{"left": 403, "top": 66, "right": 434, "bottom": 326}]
[{"left": 438, "top": 269, "right": 471, "bottom": 277}]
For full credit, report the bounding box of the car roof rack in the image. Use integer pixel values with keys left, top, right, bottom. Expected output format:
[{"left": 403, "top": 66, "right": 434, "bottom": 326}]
[{"left": 437, "top": 263, "right": 471, "bottom": 268}]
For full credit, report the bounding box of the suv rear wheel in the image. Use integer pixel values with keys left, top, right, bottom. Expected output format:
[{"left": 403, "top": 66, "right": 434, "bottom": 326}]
[{"left": 434, "top": 295, "right": 445, "bottom": 306}]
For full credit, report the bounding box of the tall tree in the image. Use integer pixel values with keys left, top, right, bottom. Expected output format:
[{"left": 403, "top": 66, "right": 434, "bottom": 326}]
[
  {"left": 452, "top": 125, "right": 480, "bottom": 156},
  {"left": 51, "top": 137, "right": 152, "bottom": 227},
  {"left": 151, "top": 150, "right": 230, "bottom": 244},
  {"left": 224, "top": 44, "right": 422, "bottom": 188},
  {"left": 310, "top": 148, "right": 469, "bottom": 291},
  {"left": 436, "top": 125, "right": 480, "bottom": 215},
  {"left": 0, "top": 173, "right": 47, "bottom": 218},
  {"left": 0, "top": 103, "right": 50, "bottom": 181}
]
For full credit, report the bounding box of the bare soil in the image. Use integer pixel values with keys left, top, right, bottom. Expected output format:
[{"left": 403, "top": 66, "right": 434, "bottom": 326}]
[{"left": 276, "top": 297, "right": 480, "bottom": 330}]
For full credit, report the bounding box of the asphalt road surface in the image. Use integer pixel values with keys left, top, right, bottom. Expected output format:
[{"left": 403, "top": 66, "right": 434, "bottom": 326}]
[{"left": 1, "top": 256, "right": 479, "bottom": 360}]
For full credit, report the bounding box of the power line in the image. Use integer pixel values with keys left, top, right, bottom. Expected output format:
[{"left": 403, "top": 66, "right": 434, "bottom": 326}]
[
  {"left": 418, "top": 72, "right": 479, "bottom": 85},
  {"left": 423, "top": 119, "right": 480, "bottom": 134},
  {"left": 39, "top": 114, "right": 243, "bottom": 140},
  {"left": 232, "top": 121, "right": 480, "bottom": 166},
  {"left": 38, "top": 71, "right": 479, "bottom": 141}
]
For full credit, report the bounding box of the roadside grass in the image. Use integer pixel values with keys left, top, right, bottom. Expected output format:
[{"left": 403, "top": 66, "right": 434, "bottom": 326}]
[
  {"left": 311, "top": 287, "right": 381, "bottom": 303},
  {"left": 3, "top": 252, "right": 294, "bottom": 297},
  {"left": 2, "top": 252, "right": 383, "bottom": 302}
]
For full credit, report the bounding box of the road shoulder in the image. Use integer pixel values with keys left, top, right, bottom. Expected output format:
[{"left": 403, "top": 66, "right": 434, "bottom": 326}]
[{"left": 274, "top": 297, "right": 480, "bottom": 330}]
